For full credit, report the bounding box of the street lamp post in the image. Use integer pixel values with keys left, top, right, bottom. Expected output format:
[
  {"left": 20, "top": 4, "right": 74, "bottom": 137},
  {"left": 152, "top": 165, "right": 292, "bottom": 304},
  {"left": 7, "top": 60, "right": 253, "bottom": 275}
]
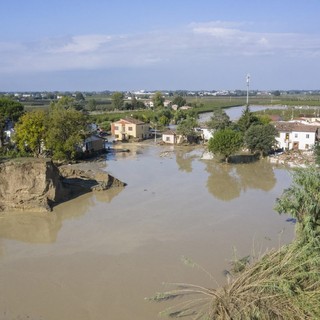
[{"left": 246, "top": 74, "right": 250, "bottom": 106}]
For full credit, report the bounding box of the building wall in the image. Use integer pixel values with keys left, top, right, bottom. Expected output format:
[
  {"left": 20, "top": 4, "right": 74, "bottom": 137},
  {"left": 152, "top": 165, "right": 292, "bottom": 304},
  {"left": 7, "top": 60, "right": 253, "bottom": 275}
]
[
  {"left": 276, "top": 131, "right": 316, "bottom": 150},
  {"left": 112, "top": 122, "right": 149, "bottom": 140},
  {"left": 292, "top": 130, "right": 316, "bottom": 150},
  {"left": 162, "top": 134, "right": 176, "bottom": 144}
]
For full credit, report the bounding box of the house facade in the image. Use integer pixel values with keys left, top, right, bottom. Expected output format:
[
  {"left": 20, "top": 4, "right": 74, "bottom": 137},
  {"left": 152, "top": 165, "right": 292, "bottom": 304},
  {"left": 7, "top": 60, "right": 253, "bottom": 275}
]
[
  {"left": 161, "top": 129, "right": 184, "bottom": 144},
  {"left": 111, "top": 117, "right": 150, "bottom": 141},
  {"left": 162, "top": 130, "right": 177, "bottom": 144},
  {"left": 274, "top": 121, "right": 320, "bottom": 151},
  {"left": 83, "top": 135, "right": 105, "bottom": 152}
]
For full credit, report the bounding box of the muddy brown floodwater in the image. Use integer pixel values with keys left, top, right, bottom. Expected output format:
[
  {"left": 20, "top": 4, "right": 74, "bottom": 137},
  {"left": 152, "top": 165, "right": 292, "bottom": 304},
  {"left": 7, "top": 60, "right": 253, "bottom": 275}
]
[{"left": 0, "top": 144, "right": 295, "bottom": 320}]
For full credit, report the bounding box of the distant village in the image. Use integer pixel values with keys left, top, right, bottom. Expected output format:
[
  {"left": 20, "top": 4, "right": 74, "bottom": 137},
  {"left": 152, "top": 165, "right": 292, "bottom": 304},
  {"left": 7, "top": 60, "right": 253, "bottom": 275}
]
[
  {"left": 1, "top": 89, "right": 320, "bottom": 167},
  {"left": 2, "top": 89, "right": 320, "bottom": 101}
]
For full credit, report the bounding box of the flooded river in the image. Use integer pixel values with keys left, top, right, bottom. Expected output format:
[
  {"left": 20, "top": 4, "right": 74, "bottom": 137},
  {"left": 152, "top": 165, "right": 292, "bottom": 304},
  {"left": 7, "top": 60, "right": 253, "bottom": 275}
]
[{"left": 0, "top": 144, "right": 295, "bottom": 320}]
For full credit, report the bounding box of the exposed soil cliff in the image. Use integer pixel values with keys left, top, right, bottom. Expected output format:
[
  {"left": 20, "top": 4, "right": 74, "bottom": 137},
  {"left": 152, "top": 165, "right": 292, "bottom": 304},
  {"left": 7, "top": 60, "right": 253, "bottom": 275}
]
[{"left": 0, "top": 158, "right": 125, "bottom": 212}]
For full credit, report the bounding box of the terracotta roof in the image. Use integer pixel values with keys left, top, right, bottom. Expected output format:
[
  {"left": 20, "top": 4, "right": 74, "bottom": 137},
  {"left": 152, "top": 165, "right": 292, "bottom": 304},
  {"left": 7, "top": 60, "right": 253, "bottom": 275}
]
[
  {"left": 273, "top": 121, "right": 320, "bottom": 133},
  {"left": 163, "top": 130, "right": 177, "bottom": 135},
  {"left": 114, "top": 117, "right": 146, "bottom": 125}
]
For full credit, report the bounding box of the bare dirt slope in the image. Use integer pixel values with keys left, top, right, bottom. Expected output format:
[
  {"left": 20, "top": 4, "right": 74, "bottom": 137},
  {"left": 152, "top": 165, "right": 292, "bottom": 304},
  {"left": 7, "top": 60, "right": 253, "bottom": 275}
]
[{"left": 0, "top": 158, "right": 125, "bottom": 212}]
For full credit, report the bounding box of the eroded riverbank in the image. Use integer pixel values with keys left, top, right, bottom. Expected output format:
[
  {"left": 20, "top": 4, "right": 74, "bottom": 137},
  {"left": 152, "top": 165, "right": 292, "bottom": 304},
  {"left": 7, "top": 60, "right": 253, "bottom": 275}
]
[{"left": 0, "top": 144, "right": 295, "bottom": 320}]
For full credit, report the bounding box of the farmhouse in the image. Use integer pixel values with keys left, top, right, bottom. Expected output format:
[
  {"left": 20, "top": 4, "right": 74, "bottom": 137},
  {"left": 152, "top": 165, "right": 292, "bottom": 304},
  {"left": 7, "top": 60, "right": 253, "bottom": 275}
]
[
  {"left": 82, "top": 135, "right": 105, "bottom": 153},
  {"left": 111, "top": 117, "right": 150, "bottom": 141},
  {"left": 274, "top": 121, "right": 320, "bottom": 151}
]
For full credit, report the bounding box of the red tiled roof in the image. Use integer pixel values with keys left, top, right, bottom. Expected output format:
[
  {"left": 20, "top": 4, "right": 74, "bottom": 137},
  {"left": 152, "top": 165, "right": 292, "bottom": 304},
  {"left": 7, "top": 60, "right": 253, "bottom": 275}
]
[
  {"left": 114, "top": 117, "right": 146, "bottom": 125},
  {"left": 163, "top": 130, "right": 176, "bottom": 135}
]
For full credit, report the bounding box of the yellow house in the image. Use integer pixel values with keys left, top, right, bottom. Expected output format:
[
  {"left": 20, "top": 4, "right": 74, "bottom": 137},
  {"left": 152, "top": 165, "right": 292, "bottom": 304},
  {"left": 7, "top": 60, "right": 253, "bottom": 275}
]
[{"left": 111, "top": 117, "right": 150, "bottom": 141}]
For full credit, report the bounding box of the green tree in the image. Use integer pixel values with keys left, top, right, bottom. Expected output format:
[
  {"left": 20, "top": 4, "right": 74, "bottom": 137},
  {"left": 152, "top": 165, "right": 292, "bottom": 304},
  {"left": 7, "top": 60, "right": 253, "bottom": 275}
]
[
  {"left": 0, "top": 97, "right": 24, "bottom": 148},
  {"left": 172, "top": 95, "right": 186, "bottom": 108},
  {"left": 75, "top": 91, "right": 85, "bottom": 101},
  {"left": 152, "top": 91, "right": 164, "bottom": 108},
  {"left": 244, "top": 124, "right": 278, "bottom": 157},
  {"left": 275, "top": 166, "right": 320, "bottom": 243},
  {"left": 45, "top": 103, "right": 88, "bottom": 160},
  {"left": 173, "top": 109, "right": 188, "bottom": 124},
  {"left": 111, "top": 92, "right": 124, "bottom": 110},
  {"left": 15, "top": 110, "right": 46, "bottom": 157},
  {"left": 176, "top": 117, "right": 199, "bottom": 143},
  {"left": 206, "top": 107, "right": 231, "bottom": 131},
  {"left": 314, "top": 143, "right": 320, "bottom": 165},
  {"left": 87, "top": 99, "right": 97, "bottom": 111},
  {"left": 208, "top": 128, "right": 243, "bottom": 163},
  {"left": 256, "top": 114, "right": 271, "bottom": 125},
  {"left": 237, "top": 106, "right": 260, "bottom": 133}
]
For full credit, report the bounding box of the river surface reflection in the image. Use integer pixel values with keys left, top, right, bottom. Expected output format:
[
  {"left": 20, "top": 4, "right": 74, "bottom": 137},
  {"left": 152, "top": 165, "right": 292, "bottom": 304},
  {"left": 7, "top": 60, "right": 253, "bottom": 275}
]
[
  {"left": 0, "top": 144, "right": 295, "bottom": 320},
  {"left": 199, "top": 104, "right": 289, "bottom": 122}
]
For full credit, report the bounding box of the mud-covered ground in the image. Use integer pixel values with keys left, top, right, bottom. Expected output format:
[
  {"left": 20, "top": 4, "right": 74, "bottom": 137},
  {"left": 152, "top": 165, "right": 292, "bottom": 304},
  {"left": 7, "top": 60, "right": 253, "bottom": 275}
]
[{"left": 0, "top": 143, "right": 295, "bottom": 320}]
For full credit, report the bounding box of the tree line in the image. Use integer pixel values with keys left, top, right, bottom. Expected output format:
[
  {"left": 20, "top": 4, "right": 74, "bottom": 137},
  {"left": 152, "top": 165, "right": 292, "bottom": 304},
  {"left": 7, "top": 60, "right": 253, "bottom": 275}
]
[
  {"left": 207, "top": 106, "right": 278, "bottom": 162},
  {"left": 0, "top": 97, "right": 88, "bottom": 161}
]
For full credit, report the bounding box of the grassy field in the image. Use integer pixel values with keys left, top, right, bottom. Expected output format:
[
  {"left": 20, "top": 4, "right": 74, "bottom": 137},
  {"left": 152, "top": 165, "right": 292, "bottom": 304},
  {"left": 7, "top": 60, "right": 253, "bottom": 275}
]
[{"left": 18, "top": 93, "right": 320, "bottom": 122}]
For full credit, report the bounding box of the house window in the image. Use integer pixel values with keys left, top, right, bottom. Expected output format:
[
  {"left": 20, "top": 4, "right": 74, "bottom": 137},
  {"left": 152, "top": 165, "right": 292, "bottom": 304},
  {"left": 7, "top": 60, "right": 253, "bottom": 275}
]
[
  {"left": 285, "top": 133, "right": 289, "bottom": 140},
  {"left": 114, "top": 126, "right": 119, "bottom": 130},
  {"left": 128, "top": 126, "right": 133, "bottom": 131},
  {"left": 305, "top": 144, "right": 309, "bottom": 149},
  {"left": 306, "top": 134, "right": 310, "bottom": 139},
  {"left": 166, "top": 137, "right": 170, "bottom": 141},
  {"left": 115, "top": 134, "right": 119, "bottom": 138},
  {"left": 294, "top": 133, "right": 298, "bottom": 138}
]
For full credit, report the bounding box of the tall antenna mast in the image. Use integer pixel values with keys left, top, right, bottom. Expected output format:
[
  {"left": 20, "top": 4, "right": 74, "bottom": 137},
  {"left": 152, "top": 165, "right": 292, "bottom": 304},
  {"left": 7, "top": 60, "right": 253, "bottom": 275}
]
[{"left": 246, "top": 74, "right": 250, "bottom": 105}]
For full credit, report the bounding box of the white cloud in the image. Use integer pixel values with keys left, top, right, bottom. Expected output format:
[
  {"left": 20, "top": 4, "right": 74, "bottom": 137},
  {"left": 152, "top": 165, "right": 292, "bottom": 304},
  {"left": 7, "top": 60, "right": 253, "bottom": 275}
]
[
  {"left": 50, "top": 35, "right": 112, "bottom": 54},
  {"left": 0, "top": 21, "right": 320, "bottom": 74}
]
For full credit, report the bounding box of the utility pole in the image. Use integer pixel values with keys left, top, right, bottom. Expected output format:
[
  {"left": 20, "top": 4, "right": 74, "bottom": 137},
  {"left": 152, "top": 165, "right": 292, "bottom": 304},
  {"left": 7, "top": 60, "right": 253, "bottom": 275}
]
[{"left": 246, "top": 74, "right": 250, "bottom": 106}]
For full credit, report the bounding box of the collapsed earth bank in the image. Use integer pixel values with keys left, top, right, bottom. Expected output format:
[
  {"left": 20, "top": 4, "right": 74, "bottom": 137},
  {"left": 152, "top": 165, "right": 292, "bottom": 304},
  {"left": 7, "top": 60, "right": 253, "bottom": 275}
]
[{"left": 0, "top": 158, "right": 125, "bottom": 212}]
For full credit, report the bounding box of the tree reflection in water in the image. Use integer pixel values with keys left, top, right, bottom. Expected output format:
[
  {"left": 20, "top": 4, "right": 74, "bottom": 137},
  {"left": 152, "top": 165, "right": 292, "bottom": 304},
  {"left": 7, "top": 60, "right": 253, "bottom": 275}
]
[
  {"left": 175, "top": 148, "right": 198, "bottom": 173},
  {"left": 205, "top": 159, "right": 276, "bottom": 201}
]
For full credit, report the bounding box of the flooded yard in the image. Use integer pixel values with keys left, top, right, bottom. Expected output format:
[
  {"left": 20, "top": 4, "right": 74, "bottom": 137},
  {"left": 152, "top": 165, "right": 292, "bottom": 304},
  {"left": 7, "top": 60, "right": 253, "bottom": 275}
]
[{"left": 0, "top": 144, "right": 295, "bottom": 320}]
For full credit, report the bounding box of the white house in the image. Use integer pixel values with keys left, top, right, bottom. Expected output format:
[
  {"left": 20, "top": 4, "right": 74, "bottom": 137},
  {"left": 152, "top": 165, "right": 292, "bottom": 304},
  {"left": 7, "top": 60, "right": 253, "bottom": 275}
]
[
  {"left": 197, "top": 125, "right": 214, "bottom": 141},
  {"left": 274, "top": 121, "right": 320, "bottom": 151},
  {"left": 161, "top": 130, "right": 184, "bottom": 144}
]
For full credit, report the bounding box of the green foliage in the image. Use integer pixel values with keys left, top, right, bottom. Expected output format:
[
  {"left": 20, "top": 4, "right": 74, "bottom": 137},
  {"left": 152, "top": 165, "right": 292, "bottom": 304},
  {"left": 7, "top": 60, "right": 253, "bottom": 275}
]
[
  {"left": 14, "top": 110, "right": 46, "bottom": 157},
  {"left": 111, "top": 92, "right": 124, "bottom": 110},
  {"left": 314, "top": 143, "right": 320, "bottom": 165},
  {"left": 244, "top": 124, "right": 278, "bottom": 157},
  {"left": 152, "top": 91, "right": 165, "bottom": 108},
  {"left": 87, "top": 99, "right": 97, "bottom": 111},
  {"left": 172, "top": 109, "right": 188, "bottom": 124},
  {"left": 176, "top": 117, "right": 199, "bottom": 143},
  {"left": 237, "top": 105, "right": 260, "bottom": 132},
  {"left": 99, "top": 121, "right": 111, "bottom": 131},
  {"left": 0, "top": 97, "right": 24, "bottom": 149},
  {"left": 208, "top": 129, "right": 243, "bottom": 162},
  {"left": 0, "top": 97, "right": 24, "bottom": 121},
  {"left": 75, "top": 91, "right": 85, "bottom": 101},
  {"left": 172, "top": 95, "right": 186, "bottom": 108},
  {"left": 52, "top": 96, "right": 75, "bottom": 109},
  {"left": 275, "top": 166, "right": 320, "bottom": 242},
  {"left": 256, "top": 114, "right": 272, "bottom": 125},
  {"left": 45, "top": 103, "right": 88, "bottom": 160},
  {"left": 151, "top": 240, "right": 320, "bottom": 319},
  {"left": 206, "top": 107, "right": 231, "bottom": 131}
]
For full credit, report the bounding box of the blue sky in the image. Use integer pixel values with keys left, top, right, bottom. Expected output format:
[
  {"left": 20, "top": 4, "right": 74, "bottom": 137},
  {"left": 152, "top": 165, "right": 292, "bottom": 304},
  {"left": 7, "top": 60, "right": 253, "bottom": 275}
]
[{"left": 1, "top": 0, "right": 320, "bottom": 91}]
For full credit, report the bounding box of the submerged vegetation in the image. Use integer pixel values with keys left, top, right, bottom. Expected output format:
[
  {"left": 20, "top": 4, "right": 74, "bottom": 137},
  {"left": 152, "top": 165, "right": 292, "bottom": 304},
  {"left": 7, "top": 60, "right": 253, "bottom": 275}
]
[{"left": 149, "top": 167, "right": 320, "bottom": 319}]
